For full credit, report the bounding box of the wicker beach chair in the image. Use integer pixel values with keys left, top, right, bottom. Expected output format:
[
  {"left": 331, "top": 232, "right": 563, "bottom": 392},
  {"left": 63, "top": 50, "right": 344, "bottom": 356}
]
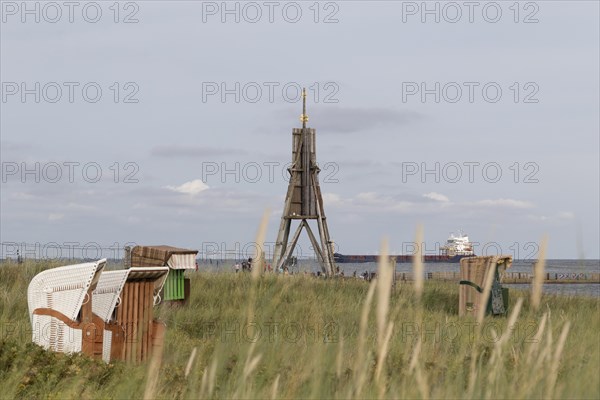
[
  {"left": 129, "top": 246, "right": 198, "bottom": 302},
  {"left": 459, "top": 255, "right": 512, "bottom": 317},
  {"left": 27, "top": 259, "right": 106, "bottom": 355}
]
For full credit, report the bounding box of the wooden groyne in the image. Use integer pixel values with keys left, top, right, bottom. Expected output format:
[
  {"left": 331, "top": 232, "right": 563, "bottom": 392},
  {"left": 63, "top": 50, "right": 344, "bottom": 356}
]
[{"left": 394, "top": 272, "right": 600, "bottom": 284}]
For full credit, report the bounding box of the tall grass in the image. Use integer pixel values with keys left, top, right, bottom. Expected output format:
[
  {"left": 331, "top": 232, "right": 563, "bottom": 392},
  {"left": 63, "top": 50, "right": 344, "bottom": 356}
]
[
  {"left": 0, "top": 254, "right": 598, "bottom": 399},
  {"left": 532, "top": 236, "right": 548, "bottom": 311}
]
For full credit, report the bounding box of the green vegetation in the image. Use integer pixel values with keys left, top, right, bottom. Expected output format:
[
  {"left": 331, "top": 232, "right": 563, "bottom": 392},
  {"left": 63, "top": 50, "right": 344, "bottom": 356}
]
[{"left": 1, "top": 260, "right": 599, "bottom": 399}]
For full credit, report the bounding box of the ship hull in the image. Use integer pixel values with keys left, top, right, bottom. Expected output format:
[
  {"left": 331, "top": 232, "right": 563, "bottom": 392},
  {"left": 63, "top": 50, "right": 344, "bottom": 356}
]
[{"left": 333, "top": 253, "right": 474, "bottom": 263}]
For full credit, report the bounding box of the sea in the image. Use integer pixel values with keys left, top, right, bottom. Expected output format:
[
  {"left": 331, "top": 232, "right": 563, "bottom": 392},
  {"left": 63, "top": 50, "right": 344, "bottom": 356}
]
[
  {"left": 297, "top": 259, "right": 600, "bottom": 298},
  {"left": 6, "top": 257, "right": 598, "bottom": 298}
]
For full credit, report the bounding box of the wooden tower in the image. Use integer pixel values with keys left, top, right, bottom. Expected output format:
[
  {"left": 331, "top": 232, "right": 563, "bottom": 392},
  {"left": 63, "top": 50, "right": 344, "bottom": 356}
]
[{"left": 272, "top": 89, "right": 337, "bottom": 276}]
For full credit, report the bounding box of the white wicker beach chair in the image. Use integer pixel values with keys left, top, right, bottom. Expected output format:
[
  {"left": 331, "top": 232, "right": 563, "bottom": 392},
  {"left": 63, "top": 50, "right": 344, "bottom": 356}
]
[
  {"left": 27, "top": 259, "right": 106, "bottom": 355},
  {"left": 92, "top": 269, "right": 129, "bottom": 362}
]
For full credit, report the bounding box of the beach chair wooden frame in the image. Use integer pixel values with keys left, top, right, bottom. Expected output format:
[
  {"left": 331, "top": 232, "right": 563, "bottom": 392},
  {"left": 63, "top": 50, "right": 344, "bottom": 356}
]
[{"left": 116, "top": 267, "right": 169, "bottom": 363}]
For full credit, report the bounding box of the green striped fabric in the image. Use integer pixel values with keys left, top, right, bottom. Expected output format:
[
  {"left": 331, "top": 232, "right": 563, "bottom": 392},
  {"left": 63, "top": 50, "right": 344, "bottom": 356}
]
[{"left": 163, "top": 269, "right": 185, "bottom": 300}]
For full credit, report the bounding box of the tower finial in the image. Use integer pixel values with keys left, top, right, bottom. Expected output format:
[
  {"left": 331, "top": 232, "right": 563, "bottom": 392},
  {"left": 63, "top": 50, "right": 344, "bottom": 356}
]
[{"left": 300, "top": 88, "right": 308, "bottom": 128}]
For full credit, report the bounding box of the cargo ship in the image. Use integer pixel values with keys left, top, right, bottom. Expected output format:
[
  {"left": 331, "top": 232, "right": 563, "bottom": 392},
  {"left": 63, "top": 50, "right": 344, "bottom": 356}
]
[{"left": 334, "top": 232, "right": 475, "bottom": 263}]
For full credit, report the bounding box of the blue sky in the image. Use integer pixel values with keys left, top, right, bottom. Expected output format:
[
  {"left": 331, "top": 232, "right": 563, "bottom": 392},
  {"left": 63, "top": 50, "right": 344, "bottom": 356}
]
[{"left": 1, "top": 1, "right": 598, "bottom": 259}]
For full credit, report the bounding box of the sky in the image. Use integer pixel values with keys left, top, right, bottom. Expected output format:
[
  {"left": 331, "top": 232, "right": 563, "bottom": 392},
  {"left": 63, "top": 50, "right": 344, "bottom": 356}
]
[{"left": 1, "top": 1, "right": 599, "bottom": 260}]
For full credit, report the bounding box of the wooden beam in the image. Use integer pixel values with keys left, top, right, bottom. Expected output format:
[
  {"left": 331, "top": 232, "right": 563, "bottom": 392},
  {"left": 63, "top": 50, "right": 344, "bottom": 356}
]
[
  {"left": 277, "top": 222, "right": 304, "bottom": 270},
  {"left": 303, "top": 221, "right": 325, "bottom": 265}
]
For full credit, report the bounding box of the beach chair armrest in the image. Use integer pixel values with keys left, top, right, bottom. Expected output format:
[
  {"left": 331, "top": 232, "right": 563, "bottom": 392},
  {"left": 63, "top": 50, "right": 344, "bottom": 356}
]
[{"left": 32, "top": 308, "right": 79, "bottom": 328}]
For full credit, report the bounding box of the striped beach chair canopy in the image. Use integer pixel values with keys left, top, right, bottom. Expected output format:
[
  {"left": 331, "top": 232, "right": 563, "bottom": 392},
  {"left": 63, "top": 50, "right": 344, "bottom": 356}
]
[{"left": 130, "top": 245, "right": 198, "bottom": 270}]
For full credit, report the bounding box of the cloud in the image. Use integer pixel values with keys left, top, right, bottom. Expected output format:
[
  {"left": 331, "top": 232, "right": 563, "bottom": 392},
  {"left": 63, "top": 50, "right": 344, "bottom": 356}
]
[
  {"left": 527, "top": 211, "right": 575, "bottom": 223},
  {"left": 557, "top": 211, "right": 575, "bottom": 219},
  {"left": 165, "top": 179, "right": 210, "bottom": 195},
  {"left": 474, "top": 198, "right": 534, "bottom": 209},
  {"left": 127, "top": 183, "right": 268, "bottom": 212},
  {"left": 320, "top": 191, "right": 538, "bottom": 218},
  {"left": 283, "top": 106, "right": 422, "bottom": 134},
  {"left": 10, "top": 192, "right": 35, "bottom": 200},
  {"left": 342, "top": 192, "right": 415, "bottom": 213},
  {"left": 338, "top": 159, "right": 383, "bottom": 169},
  {"left": 66, "top": 202, "right": 96, "bottom": 211},
  {"left": 323, "top": 192, "right": 343, "bottom": 206},
  {"left": 151, "top": 145, "right": 246, "bottom": 158},
  {"left": 355, "top": 192, "right": 382, "bottom": 204},
  {"left": 423, "top": 192, "right": 450, "bottom": 202},
  {"left": 48, "top": 213, "right": 64, "bottom": 221},
  {"left": 0, "top": 141, "right": 35, "bottom": 153}
]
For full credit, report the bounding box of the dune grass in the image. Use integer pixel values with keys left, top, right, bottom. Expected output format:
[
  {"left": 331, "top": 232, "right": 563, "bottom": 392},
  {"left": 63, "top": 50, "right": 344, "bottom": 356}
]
[{"left": 0, "top": 259, "right": 599, "bottom": 399}]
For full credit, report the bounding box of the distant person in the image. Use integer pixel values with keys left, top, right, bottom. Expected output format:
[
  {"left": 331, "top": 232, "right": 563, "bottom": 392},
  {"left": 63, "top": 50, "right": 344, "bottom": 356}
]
[{"left": 234, "top": 263, "right": 240, "bottom": 273}]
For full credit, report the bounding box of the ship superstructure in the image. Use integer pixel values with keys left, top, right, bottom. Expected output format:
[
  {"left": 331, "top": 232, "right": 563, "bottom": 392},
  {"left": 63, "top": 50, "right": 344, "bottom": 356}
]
[{"left": 440, "top": 232, "right": 474, "bottom": 257}]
